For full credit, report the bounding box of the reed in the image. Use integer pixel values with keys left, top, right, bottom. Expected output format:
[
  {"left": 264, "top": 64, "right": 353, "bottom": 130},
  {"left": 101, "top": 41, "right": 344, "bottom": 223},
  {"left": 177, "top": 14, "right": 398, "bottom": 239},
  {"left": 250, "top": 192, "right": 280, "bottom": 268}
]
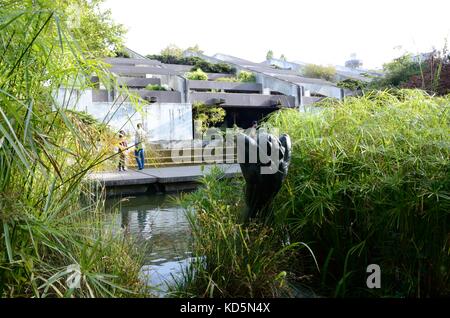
[
  {"left": 266, "top": 89, "right": 450, "bottom": 297},
  {"left": 172, "top": 168, "right": 315, "bottom": 298},
  {"left": 0, "top": 1, "right": 147, "bottom": 297}
]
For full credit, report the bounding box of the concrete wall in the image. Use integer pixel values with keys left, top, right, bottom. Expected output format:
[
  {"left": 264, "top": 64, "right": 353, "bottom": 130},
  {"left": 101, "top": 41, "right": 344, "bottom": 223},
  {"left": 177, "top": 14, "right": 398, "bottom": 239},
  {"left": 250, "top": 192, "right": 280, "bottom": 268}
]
[
  {"left": 190, "top": 92, "right": 295, "bottom": 107},
  {"left": 54, "top": 87, "right": 94, "bottom": 108},
  {"left": 117, "top": 77, "right": 161, "bottom": 88},
  {"left": 74, "top": 101, "right": 193, "bottom": 142},
  {"left": 302, "top": 83, "right": 343, "bottom": 99},
  {"left": 206, "top": 73, "right": 235, "bottom": 80},
  {"left": 186, "top": 52, "right": 303, "bottom": 105},
  {"left": 129, "top": 90, "right": 182, "bottom": 103},
  {"left": 143, "top": 103, "right": 192, "bottom": 141},
  {"left": 158, "top": 75, "right": 188, "bottom": 103},
  {"left": 56, "top": 88, "right": 193, "bottom": 142},
  {"left": 187, "top": 80, "right": 263, "bottom": 92}
]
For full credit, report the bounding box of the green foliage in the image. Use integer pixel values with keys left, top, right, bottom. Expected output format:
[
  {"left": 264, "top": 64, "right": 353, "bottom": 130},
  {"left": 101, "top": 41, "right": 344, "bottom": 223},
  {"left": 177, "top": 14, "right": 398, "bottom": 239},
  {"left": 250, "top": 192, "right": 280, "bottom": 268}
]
[
  {"left": 303, "top": 64, "right": 336, "bottom": 81},
  {"left": 266, "top": 50, "right": 274, "bottom": 60},
  {"left": 186, "top": 68, "right": 209, "bottom": 81},
  {"left": 160, "top": 44, "right": 183, "bottom": 58},
  {"left": 66, "top": 0, "right": 126, "bottom": 58},
  {"left": 214, "top": 72, "right": 256, "bottom": 83},
  {"left": 192, "top": 102, "right": 226, "bottom": 130},
  {"left": 190, "top": 61, "right": 234, "bottom": 74},
  {"left": 185, "top": 44, "right": 203, "bottom": 54},
  {"left": 115, "top": 48, "right": 131, "bottom": 58},
  {"left": 237, "top": 70, "right": 256, "bottom": 82},
  {"left": 370, "top": 54, "right": 422, "bottom": 89},
  {"left": 337, "top": 79, "right": 368, "bottom": 91},
  {"left": 146, "top": 54, "right": 235, "bottom": 74},
  {"left": 215, "top": 77, "right": 239, "bottom": 82},
  {"left": 267, "top": 90, "right": 450, "bottom": 297},
  {"left": 145, "top": 84, "right": 167, "bottom": 91},
  {"left": 0, "top": 0, "right": 146, "bottom": 297},
  {"left": 280, "top": 54, "right": 287, "bottom": 61},
  {"left": 171, "top": 168, "right": 303, "bottom": 297}
]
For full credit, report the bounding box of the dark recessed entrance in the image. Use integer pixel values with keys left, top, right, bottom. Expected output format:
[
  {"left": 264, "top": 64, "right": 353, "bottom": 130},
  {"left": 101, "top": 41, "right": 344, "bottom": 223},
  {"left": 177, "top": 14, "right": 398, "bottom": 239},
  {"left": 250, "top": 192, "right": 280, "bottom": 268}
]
[{"left": 221, "top": 106, "right": 281, "bottom": 129}]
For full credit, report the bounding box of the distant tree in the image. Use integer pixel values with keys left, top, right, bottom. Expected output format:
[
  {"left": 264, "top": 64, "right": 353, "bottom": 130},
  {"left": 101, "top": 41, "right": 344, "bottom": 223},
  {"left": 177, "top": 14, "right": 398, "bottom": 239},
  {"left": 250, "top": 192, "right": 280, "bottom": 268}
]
[
  {"left": 280, "top": 54, "right": 287, "bottom": 61},
  {"left": 64, "top": 0, "right": 126, "bottom": 57},
  {"left": 266, "top": 50, "right": 274, "bottom": 60},
  {"left": 303, "top": 64, "right": 336, "bottom": 81},
  {"left": 369, "top": 54, "right": 421, "bottom": 89},
  {"left": 160, "top": 44, "right": 183, "bottom": 58},
  {"left": 186, "top": 44, "right": 204, "bottom": 54},
  {"left": 371, "top": 49, "right": 450, "bottom": 95}
]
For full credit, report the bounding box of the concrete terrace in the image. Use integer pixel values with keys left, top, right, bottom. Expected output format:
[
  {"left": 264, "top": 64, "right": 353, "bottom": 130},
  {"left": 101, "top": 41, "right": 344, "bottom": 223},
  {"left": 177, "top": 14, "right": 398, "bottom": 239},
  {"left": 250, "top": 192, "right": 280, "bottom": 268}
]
[{"left": 89, "top": 164, "right": 241, "bottom": 195}]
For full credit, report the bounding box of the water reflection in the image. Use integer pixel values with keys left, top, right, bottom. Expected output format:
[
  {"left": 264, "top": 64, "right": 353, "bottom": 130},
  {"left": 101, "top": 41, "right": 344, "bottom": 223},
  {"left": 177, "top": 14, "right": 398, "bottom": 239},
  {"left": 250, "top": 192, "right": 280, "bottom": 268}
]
[{"left": 105, "top": 193, "right": 192, "bottom": 296}]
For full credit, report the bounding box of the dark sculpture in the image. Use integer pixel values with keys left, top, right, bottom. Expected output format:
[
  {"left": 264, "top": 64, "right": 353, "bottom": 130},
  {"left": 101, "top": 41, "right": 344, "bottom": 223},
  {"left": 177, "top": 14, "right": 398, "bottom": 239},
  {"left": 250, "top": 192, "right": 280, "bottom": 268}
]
[{"left": 237, "top": 132, "right": 292, "bottom": 222}]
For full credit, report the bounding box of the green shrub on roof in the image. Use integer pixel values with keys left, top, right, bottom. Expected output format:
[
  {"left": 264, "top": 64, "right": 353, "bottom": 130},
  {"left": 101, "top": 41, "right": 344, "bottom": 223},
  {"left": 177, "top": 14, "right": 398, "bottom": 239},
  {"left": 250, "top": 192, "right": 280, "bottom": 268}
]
[
  {"left": 186, "top": 68, "right": 209, "bottom": 81},
  {"left": 237, "top": 70, "right": 256, "bottom": 82}
]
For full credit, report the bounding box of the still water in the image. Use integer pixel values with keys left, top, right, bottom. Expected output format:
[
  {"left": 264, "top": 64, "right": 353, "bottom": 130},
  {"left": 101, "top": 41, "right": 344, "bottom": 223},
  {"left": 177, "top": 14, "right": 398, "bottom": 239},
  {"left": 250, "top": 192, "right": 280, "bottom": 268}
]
[{"left": 105, "top": 193, "right": 192, "bottom": 296}]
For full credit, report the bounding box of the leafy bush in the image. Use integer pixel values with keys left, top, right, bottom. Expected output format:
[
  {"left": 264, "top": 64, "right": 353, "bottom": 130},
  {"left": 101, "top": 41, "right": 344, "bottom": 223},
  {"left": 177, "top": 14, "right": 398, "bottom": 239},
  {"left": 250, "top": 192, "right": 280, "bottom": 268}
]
[
  {"left": 401, "top": 49, "right": 450, "bottom": 96},
  {"left": 191, "top": 60, "right": 235, "bottom": 74},
  {"left": 303, "top": 64, "right": 336, "bottom": 81},
  {"left": 267, "top": 90, "right": 450, "bottom": 297},
  {"left": 160, "top": 44, "right": 183, "bottom": 58},
  {"left": 237, "top": 70, "right": 256, "bottom": 82},
  {"left": 186, "top": 68, "right": 209, "bottom": 81},
  {"left": 145, "top": 84, "right": 167, "bottom": 91},
  {"left": 370, "top": 50, "right": 450, "bottom": 96},
  {"left": 192, "top": 102, "right": 225, "bottom": 130},
  {"left": 146, "top": 54, "right": 235, "bottom": 74},
  {"left": 370, "top": 54, "right": 422, "bottom": 89},
  {"left": 337, "top": 79, "right": 367, "bottom": 91}
]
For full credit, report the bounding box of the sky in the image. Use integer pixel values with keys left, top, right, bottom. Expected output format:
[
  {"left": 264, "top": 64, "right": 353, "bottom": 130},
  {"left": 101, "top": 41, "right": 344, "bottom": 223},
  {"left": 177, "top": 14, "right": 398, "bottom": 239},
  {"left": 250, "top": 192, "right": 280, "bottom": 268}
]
[{"left": 102, "top": 0, "right": 450, "bottom": 70}]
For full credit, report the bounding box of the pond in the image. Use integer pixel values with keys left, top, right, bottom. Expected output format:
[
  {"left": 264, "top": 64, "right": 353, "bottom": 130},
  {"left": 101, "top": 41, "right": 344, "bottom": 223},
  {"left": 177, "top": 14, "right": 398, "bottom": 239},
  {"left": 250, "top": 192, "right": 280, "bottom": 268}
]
[{"left": 105, "top": 193, "right": 192, "bottom": 297}]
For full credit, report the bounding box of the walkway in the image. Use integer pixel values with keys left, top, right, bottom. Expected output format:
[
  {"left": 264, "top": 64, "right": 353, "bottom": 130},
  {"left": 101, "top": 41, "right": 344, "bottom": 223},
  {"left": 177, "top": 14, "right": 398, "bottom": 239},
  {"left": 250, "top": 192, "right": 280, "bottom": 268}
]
[{"left": 89, "top": 163, "right": 241, "bottom": 187}]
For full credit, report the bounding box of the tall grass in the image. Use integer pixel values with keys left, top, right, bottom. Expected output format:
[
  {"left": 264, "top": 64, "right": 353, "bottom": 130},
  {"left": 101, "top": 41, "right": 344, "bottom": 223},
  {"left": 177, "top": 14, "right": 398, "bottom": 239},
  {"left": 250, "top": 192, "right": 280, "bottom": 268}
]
[
  {"left": 176, "top": 89, "right": 449, "bottom": 298},
  {"left": 0, "top": 1, "right": 147, "bottom": 297},
  {"left": 172, "top": 168, "right": 315, "bottom": 298},
  {"left": 266, "top": 89, "right": 450, "bottom": 297}
]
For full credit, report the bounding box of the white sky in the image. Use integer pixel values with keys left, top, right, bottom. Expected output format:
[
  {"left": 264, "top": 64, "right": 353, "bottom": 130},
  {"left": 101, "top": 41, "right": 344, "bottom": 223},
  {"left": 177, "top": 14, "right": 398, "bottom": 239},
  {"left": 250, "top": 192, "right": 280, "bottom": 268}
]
[{"left": 103, "top": 0, "right": 450, "bottom": 69}]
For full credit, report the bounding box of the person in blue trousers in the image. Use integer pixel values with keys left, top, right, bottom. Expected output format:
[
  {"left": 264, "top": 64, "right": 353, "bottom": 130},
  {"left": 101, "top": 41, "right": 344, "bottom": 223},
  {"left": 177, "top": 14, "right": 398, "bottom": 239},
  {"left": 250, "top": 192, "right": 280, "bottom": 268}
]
[{"left": 134, "top": 123, "right": 146, "bottom": 170}]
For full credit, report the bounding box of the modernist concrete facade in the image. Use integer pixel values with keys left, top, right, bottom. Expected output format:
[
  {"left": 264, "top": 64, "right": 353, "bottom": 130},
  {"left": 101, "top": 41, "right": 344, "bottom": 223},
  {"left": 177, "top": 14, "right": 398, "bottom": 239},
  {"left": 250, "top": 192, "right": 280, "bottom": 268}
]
[{"left": 60, "top": 48, "right": 363, "bottom": 142}]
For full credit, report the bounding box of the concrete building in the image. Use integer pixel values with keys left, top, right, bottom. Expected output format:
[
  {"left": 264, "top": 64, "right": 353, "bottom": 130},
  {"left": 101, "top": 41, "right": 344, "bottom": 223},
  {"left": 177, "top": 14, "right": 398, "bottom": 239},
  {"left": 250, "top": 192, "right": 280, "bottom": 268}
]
[{"left": 58, "top": 48, "right": 362, "bottom": 143}]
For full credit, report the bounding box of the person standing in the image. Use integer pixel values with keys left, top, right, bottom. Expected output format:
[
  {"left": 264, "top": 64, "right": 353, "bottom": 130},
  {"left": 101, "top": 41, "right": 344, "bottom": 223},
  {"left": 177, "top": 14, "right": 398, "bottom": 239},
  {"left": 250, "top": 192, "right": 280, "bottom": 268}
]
[
  {"left": 118, "top": 130, "right": 128, "bottom": 172},
  {"left": 249, "top": 120, "right": 257, "bottom": 139},
  {"left": 134, "top": 123, "right": 146, "bottom": 170}
]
